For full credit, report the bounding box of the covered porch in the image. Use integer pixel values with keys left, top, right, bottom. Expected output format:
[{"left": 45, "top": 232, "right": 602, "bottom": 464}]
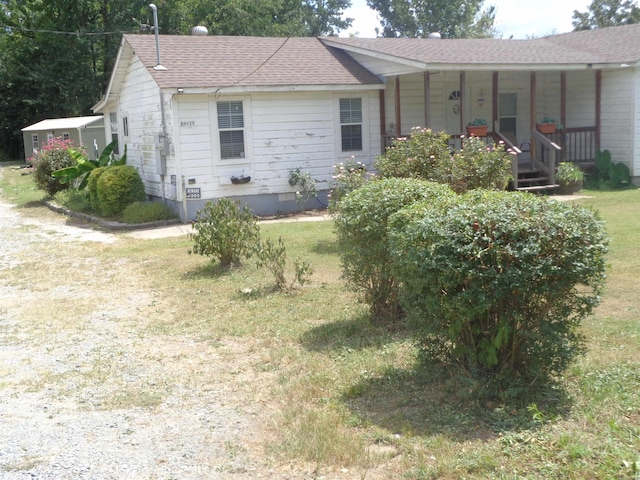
[{"left": 379, "top": 69, "right": 602, "bottom": 190}]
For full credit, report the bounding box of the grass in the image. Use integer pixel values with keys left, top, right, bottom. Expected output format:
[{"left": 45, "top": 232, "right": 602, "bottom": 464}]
[{"left": 1, "top": 164, "right": 639, "bottom": 479}]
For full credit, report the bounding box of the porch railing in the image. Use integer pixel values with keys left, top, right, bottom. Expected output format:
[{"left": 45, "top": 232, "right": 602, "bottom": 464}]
[
  {"left": 541, "top": 126, "right": 596, "bottom": 164},
  {"left": 531, "top": 129, "right": 561, "bottom": 185}
]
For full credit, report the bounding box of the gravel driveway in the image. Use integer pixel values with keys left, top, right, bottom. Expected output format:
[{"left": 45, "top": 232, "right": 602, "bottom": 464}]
[{"left": 0, "top": 199, "right": 279, "bottom": 479}]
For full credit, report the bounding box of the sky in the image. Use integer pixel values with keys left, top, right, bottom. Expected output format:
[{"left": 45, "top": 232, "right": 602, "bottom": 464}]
[{"left": 341, "top": 0, "right": 593, "bottom": 39}]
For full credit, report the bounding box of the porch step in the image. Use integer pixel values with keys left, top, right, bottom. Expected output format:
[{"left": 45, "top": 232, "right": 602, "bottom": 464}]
[{"left": 516, "top": 184, "right": 560, "bottom": 192}]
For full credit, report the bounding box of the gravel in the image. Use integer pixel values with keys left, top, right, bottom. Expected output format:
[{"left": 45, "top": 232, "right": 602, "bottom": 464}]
[{"left": 0, "top": 199, "right": 280, "bottom": 480}]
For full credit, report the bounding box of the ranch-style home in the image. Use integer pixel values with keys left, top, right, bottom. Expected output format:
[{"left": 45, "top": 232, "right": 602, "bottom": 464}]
[{"left": 93, "top": 24, "right": 640, "bottom": 221}]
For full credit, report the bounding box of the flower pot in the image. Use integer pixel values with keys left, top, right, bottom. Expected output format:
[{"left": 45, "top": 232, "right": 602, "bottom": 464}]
[
  {"left": 557, "top": 179, "right": 583, "bottom": 195},
  {"left": 466, "top": 125, "right": 488, "bottom": 136},
  {"left": 230, "top": 175, "right": 251, "bottom": 184},
  {"left": 536, "top": 123, "right": 556, "bottom": 134}
]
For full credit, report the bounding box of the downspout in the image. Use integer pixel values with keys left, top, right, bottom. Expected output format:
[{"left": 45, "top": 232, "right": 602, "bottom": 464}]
[{"left": 150, "top": 3, "right": 168, "bottom": 202}]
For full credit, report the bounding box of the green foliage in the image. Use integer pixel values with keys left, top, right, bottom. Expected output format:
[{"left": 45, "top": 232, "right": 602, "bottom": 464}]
[
  {"left": 375, "top": 128, "right": 513, "bottom": 194},
  {"left": 96, "top": 165, "right": 146, "bottom": 217},
  {"left": 87, "top": 167, "right": 107, "bottom": 213},
  {"left": 53, "top": 141, "right": 126, "bottom": 190},
  {"left": 54, "top": 188, "right": 92, "bottom": 213},
  {"left": 333, "top": 178, "right": 455, "bottom": 323},
  {"left": 366, "top": 0, "right": 497, "bottom": 38},
  {"left": 389, "top": 190, "right": 608, "bottom": 387},
  {"left": 557, "top": 162, "right": 585, "bottom": 184},
  {"left": 375, "top": 127, "right": 452, "bottom": 180},
  {"left": 591, "top": 149, "right": 632, "bottom": 189},
  {"left": 572, "top": 0, "right": 640, "bottom": 30},
  {"left": 121, "top": 201, "right": 178, "bottom": 224},
  {"left": 288, "top": 168, "right": 320, "bottom": 208},
  {"left": 328, "top": 158, "right": 375, "bottom": 212},
  {"left": 254, "top": 236, "right": 314, "bottom": 291},
  {"left": 467, "top": 118, "right": 487, "bottom": 126},
  {"left": 31, "top": 137, "right": 83, "bottom": 197},
  {"left": 189, "top": 198, "right": 260, "bottom": 268}
]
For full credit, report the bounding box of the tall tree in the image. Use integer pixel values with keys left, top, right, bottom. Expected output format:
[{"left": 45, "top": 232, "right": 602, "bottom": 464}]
[
  {"left": 572, "top": 0, "right": 640, "bottom": 30},
  {"left": 366, "top": 0, "right": 497, "bottom": 38}
]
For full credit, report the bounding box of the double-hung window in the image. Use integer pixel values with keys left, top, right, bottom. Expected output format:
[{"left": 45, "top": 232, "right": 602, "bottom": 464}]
[
  {"left": 339, "top": 98, "right": 363, "bottom": 152},
  {"left": 217, "top": 100, "right": 245, "bottom": 159},
  {"left": 109, "top": 112, "right": 119, "bottom": 154},
  {"left": 32, "top": 134, "right": 39, "bottom": 153}
]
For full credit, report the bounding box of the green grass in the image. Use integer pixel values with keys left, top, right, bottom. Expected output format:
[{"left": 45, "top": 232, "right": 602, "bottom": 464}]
[{"left": 1, "top": 164, "right": 639, "bottom": 479}]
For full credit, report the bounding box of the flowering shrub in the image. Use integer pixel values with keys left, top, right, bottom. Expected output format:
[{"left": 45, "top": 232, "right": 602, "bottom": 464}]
[
  {"left": 375, "top": 128, "right": 513, "bottom": 193},
  {"left": 31, "top": 137, "right": 85, "bottom": 196},
  {"left": 328, "top": 157, "right": 375, "bottom": 212}
]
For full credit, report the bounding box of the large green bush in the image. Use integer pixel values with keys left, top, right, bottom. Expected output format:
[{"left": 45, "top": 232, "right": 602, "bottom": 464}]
[
  {"left": 375, "top": 128, "right": 513, "bottom": 193},
  {"left": 31, "top": 137, "right": 83, "bottom": 197},
  {"left": 121, "top": 201, "right": 177, "bottom": 224},
  {"left": 96, "top": 165, "right": 146, "bottom": 216},
  {"left": 389, "top": 191, "right": 608, "bottom": 386},
  {"left": 189, "top": 198, "right": 260, "bottom": 268},
  {"left": 87, "top": 166, "right": 107, "bottom": 213},
  {"left": 333, "top": 178, "right": 455, "bottom": 323}
]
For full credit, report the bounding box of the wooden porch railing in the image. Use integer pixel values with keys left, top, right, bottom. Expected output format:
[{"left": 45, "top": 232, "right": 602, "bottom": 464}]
[
  {"left": 531, "top": 129, "right": 561, "bottom": 185},
  {"left": 540, "top": 126, "right": 596, "bottom": 164}
]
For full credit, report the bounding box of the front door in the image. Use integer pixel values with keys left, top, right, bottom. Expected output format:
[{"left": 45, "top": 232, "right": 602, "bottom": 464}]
[{"left": 445, "top": 86, "right": 461, "bottom": 134}]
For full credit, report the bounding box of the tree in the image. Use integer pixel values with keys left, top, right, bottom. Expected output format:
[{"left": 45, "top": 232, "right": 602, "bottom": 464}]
[
  {"left": 572, "top": 0, "right": 640, "bottom": 30},
  {"left": 366, "top": 0, "right": 497, "bottom": 38}
]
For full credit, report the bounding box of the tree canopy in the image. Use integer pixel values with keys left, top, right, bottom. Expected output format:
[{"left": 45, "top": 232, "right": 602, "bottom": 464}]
[
  {"left": 0, "top": 0, "right": 352, "bottom": 159},
  {"left": 366, "top": 0, "right": 497, "bottom": 38},
  {"left": 572, "top": 0, "right": 640, "bottom": 30}
]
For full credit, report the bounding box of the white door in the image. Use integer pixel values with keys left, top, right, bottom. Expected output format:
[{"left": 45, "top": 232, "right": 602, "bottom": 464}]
[{"left": 445, "top": 86, "right": 461, "bottom": 134}]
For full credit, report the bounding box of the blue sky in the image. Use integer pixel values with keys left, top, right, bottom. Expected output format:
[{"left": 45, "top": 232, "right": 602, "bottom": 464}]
[{"left": 341, "top": 0, "right": 592, "bottom": 39}]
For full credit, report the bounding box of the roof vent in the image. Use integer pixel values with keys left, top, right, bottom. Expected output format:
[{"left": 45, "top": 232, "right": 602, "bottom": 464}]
[
  {"left": 427, "top": 32, "right": 441, "bottom": 39},
  {"left": 191, "top": 26, "right": 208, "bottom": 36}
]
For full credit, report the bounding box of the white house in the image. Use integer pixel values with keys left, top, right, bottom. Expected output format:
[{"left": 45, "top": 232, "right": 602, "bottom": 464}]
[
  {"left": 93, "top": 25, "right": 640, "bottom": 221},
  {"left": 21, "top": 116, "right": 106, "bottom": 161}
]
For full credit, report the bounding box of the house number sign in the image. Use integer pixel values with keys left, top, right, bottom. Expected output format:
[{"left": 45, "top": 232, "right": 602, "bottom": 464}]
[{"left": 186, "top": 187, "right": 201, "bottom": 199}]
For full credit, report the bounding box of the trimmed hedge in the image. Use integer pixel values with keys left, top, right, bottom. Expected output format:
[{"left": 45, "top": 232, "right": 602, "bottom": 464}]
[
  {"left": 333, "top": 178, "right": 455, "bottom": 323},
  {"left": 389, "top": 191, "right": 608, "bottom": 385},
  {"left": 96, "top": 165, "right": 146, "bottom": 216}
]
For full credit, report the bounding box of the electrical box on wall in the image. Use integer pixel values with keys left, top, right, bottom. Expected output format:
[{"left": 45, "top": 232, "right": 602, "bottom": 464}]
[{"left": 155, "top": 133, "right": 168, "bottom": 175}]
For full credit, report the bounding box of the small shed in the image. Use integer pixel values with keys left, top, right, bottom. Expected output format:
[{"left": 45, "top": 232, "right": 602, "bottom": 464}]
[{"left": 21, "top": 116, "right": 106, "bottom": 160}]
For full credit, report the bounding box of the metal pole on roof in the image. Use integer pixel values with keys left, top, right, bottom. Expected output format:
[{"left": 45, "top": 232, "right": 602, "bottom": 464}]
[{"left": 149, "top": 4, "right": 166, "bottom": 70}]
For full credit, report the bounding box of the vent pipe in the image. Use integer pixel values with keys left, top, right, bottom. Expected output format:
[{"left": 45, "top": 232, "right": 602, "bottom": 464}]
[{"left": 149, "top": 4, "right": 166, "bottom": 70}]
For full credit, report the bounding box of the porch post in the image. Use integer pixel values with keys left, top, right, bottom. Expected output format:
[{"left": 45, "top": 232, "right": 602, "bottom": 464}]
[
  {"left": 596, "top": 70, "right": 601, "bottom": 153},
  {"left": 561, "top": 72, "right": 567, "bottom": 161},
  {"left": 423, "top": 72, "right": 430, "bottom": 128},
  {"left": 492, "top": 72, "right": 498, "bottom": 133},
  {"left": 379, "top": 89, "right": 386, "bottom": 149},
  {"left": 395, "top": 75, "right": 402, "bottom": 137},
  {"left": 460, "top": 71, "right": 466, "bottom": 133},
  {"left": 530, "top": 72, "right": 537, "bottom": 160}
]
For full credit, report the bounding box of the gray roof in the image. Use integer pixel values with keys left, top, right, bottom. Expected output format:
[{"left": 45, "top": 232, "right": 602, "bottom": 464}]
[
  {"left": 124, "top": 34, "right": 383, "bottom": 88},
  {"left": 323, "top": 23, "right": 640, "bottom": 67}
]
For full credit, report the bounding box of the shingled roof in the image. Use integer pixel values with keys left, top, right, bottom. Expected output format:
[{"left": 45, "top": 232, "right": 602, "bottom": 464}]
[
  {"left": 322, "top": 23, "right": 640, "bottom": 69},
  {"left": 124, "top": 34, "right": 383, "bottom": 89}
]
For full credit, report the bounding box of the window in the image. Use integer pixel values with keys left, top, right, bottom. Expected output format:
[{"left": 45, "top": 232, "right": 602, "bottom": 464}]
[
  {"left": 109, "top": 112, "right": 119, "bottom": 154},
  {"left": 217, "top": 101, "right": 245, "bottom": 159},
  {"left": 62, "top": 132, "right": 70, "bottom": 141},
  {"left": 32, "top": 134, "right": 39, "bottom": 153},
  {"left": 339, "top": 98, "right": 363, "bottom": 151},
  {"left": 46, "top": 133, "right": 54, "bottom": 144}
]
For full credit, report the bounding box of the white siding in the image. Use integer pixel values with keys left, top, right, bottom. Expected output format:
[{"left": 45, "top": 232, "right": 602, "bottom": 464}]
[
  {"left": 601, "top": 69, "right": 634, "bottom": 170},
  {"left": 566, "top": 72, "right": 596, "bottom": 128},
  {"left": 173, "top": 90, "right": 381, "bottom": 200}
]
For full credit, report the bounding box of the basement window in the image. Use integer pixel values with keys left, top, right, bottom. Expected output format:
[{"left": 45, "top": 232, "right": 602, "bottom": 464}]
[
  {"left": 339, "top": 98, "right": 363, "bottom": 151},
  {"left": 217, "top": 101, "right": 245, "bottom": 159}
]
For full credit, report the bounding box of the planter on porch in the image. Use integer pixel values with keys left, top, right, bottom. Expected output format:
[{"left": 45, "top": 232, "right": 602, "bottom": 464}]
[
  {"left": 466, "top": 125, "right": 488, "bottom": 136},
  {"left": 536, "top": 123, "right": 557, "bottom": 134}
]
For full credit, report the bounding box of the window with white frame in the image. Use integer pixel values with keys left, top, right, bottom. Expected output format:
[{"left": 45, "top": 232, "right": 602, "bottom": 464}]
[
  {"left": 217, "top": 100, "right": 245, "bottom": 159},
  {"left": 109, "top": 112, "right": 119, "bottom": 154},
  {"left": 339, "top": 98, "right": 363, "bottom": 152},
  {"left": 32, "top": 134, "right": 39, "bottom": 153},
  {"left": 46, "top": 133, "right": 54, "bottom": 144},
  {"left": 62, "top": 132, "right": 70, "bottom": 141}
]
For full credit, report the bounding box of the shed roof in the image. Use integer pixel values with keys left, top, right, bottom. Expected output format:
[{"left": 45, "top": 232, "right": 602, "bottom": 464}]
[
  {"left": 22, "top": 116, "right": 104, "bottom": 132},
  {"left": 123, "top": 34, "right": 383, "bottom": 89}
]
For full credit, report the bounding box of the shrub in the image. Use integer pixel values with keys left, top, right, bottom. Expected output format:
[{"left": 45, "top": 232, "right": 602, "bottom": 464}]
[
  {"left": 189, "top": 198, "right": 260, "bottom": 268},
  {"left": 87, "top": 167, "right": 107, "bottom": 213},
  {"left": 328, "top": 157, "right": 375, "bottom": 212},
  {"left": 389, "top": 190, "right": 608, "bottom": 387},
  {"left": 121, "top": 201, "right": 177, "bottom": 224},
  {"left": 375, "top": 127, "right": 451, "bottom": 180},
  {"left": 375, "top": 128, "right": 513, "bottom": 193},
  {"left": 253, "top": 236, "right": 314, "bottom": 292},
  {"left": 31, "top": 137, "right": 83, "bottom": 197},
  {"left": 54, "top": 188, "right": 92, "bottom": 213},
  {"left": 96, "top": 165, "right": 146, "bottom": 216},
  {"left": 333, "top": 178, "right": 455, "bottom": 323}
]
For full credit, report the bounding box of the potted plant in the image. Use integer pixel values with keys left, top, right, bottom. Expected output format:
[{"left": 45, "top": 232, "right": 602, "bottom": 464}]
[
  {"left": 466, "top": 118, "right": 488, "bottom": 136},
  {"left": 537, "top": 116, "right": 557, "bottom": 134},
  {"left": 556, "top": 162, "right": 584, "bottom": 194}
]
